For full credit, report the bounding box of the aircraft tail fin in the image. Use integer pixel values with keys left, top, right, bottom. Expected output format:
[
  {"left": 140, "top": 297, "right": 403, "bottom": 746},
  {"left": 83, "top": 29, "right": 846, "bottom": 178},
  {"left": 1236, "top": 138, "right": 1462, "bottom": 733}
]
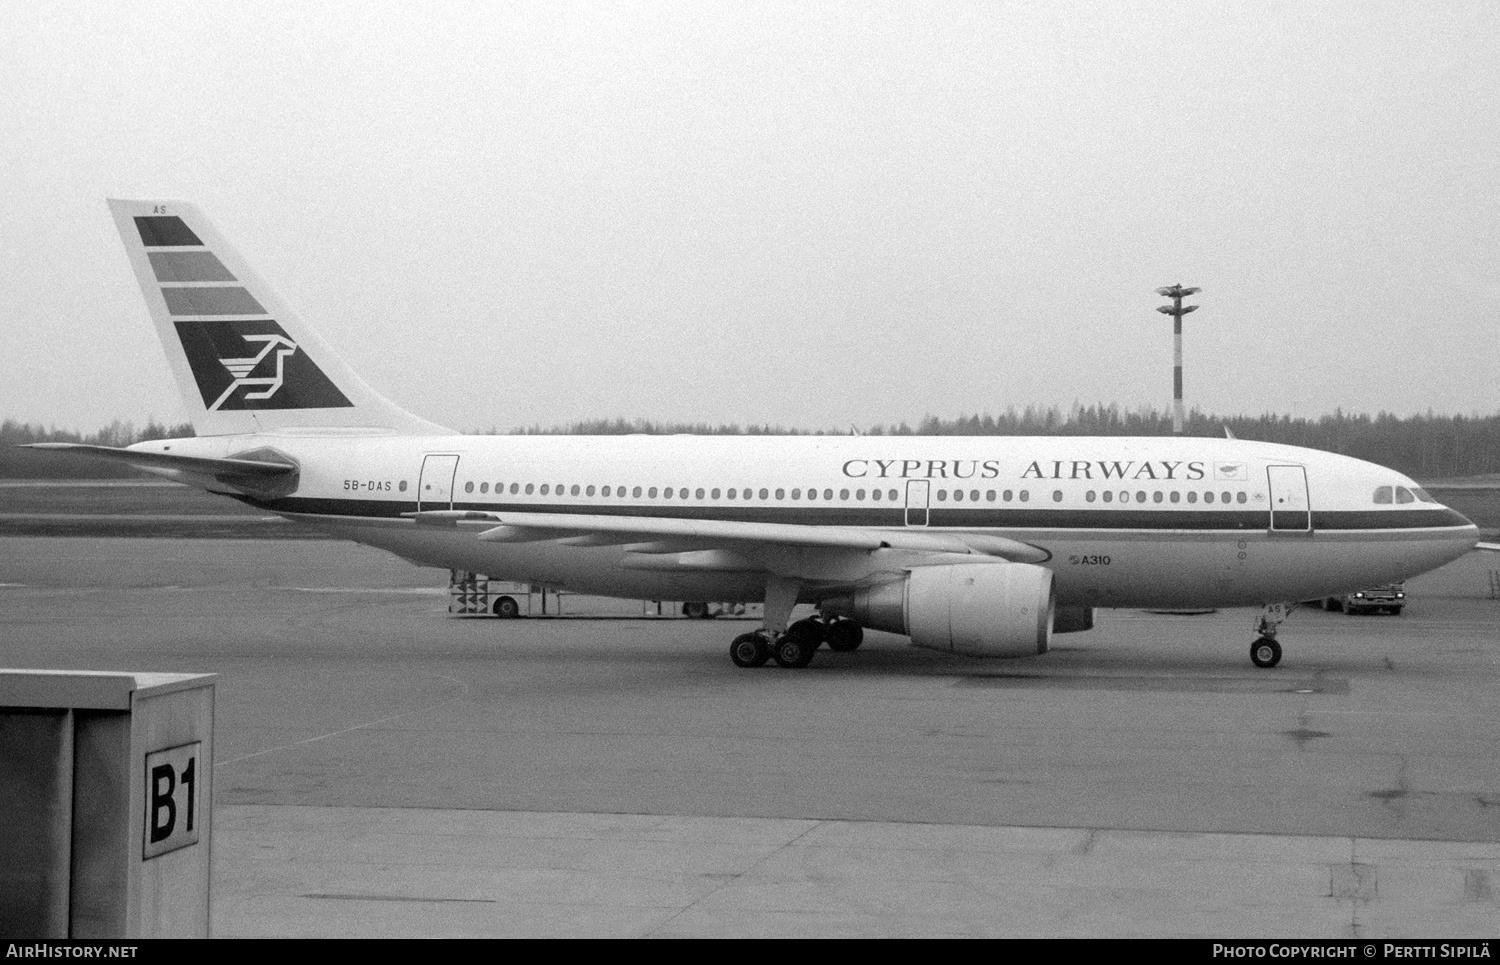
[{"left": 107, "top": 199, "right": 452, "bottom": 436}]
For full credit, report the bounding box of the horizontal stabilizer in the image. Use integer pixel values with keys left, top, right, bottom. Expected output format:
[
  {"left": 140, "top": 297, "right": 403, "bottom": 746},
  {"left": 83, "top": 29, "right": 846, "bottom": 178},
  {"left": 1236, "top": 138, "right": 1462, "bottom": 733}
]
[
  {"left": 21, "top": 443, "right": 298, "bottom": 494},
  {"left": 1476, "top": 542, "right": 1500, "bottom": 553}
]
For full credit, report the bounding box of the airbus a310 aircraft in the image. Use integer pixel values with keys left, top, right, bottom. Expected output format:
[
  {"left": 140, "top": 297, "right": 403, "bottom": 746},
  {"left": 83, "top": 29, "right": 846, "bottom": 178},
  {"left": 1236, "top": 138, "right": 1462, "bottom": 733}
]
[{"left": 29, "top": 200, "right": 1489, "bottom": 670}]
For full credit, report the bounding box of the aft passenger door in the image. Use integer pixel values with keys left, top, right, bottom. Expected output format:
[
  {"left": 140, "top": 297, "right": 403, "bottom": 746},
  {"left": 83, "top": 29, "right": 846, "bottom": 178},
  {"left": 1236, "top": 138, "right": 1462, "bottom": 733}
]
[
  {"left": 1267, "top": 465, "right": 1311, "bottom": 533},
  {"left": 418, "top": 454, "right": 460, "bottom": 511},
  {"left": 905, "top": 480, "right": 930, "bottom": 526}
]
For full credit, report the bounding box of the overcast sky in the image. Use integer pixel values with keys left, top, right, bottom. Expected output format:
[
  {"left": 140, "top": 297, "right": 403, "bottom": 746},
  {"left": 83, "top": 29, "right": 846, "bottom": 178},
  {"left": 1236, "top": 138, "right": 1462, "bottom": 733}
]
[{"left": 1, "top": 1, "right": 1496, "bottom": 434}]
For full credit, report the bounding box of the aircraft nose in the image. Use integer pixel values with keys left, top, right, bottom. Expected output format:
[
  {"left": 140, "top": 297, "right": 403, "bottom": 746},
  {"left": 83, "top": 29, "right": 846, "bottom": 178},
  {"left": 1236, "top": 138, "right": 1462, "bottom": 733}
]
[{"left": 1436, "top": 503, "right": 1476, "bottom": 529}]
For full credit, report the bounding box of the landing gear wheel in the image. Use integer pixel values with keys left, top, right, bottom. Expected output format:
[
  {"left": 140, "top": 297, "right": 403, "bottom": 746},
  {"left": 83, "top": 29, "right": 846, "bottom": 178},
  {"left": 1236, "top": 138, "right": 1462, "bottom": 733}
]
[
  {"left": 493, "top": 596, "right": 521, "bottom": 618},
  {"left": 786, "top": 617, "right": 827, "bottom": 651},
  {"left": 730, "top": 632, "right": 770, "bottom": 668},
  {"left": 1250, "top": 636, "right": 1282, "bottom": 668},
  {"left": 772, "top": 621, "right": 821, "bottom": 668},
  {"left": 825, "top": 618, "right": 863, "bottom": 652},
  {"left": 773, "top": 634, "right": 817, "bottom": 668},
  {"left": 682, "top": 601, "right": 709, "bottom": 619}
]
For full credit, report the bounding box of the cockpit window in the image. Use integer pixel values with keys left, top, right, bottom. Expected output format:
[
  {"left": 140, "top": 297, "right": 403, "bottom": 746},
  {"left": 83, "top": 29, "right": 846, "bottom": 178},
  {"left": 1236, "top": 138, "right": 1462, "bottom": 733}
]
[
  {"left": 1412, "top": 487, "right": 1438, "bottom": 503},
  {"left": 1373, "top": 486, "right": 1393, "bottom": 504},
  {"left": 1395, "top": 486, "right": 1415, "bottom": 504}
]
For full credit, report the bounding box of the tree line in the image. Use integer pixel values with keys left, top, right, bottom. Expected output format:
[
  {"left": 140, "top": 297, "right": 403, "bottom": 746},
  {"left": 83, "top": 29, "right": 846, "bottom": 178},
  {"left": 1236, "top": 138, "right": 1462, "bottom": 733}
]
[
  {"left": 512, "top": 406, "right": 1500, "bottom": 480},
  {"left": 6, "top": 406, "right": 1500, "bottom": 480}
]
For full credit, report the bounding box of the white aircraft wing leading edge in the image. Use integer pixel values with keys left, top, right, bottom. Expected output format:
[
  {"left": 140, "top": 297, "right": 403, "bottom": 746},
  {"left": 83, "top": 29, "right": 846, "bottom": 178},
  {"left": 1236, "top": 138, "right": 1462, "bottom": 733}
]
[{"left": 407, "top": 509, "right": 1049, "bottom": 560}]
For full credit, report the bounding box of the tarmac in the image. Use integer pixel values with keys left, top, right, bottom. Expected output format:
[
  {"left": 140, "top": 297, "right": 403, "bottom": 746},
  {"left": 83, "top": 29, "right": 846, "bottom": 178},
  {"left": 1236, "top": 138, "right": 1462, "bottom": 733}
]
[{"left": 2, "top": 536, "right": 1498, "bottom": 938}]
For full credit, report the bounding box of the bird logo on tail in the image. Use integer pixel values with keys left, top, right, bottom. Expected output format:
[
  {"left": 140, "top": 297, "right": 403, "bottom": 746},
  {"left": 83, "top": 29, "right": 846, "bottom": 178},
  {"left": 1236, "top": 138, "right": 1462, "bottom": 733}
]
[{"left": 210, "top": 333, "right": 299, "bottom": 410}]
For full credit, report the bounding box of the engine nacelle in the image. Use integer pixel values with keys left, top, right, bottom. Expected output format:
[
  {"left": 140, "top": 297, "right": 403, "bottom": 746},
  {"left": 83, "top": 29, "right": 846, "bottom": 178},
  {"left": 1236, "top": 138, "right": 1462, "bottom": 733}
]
[{"left": 822, "top": 563, "right": 1054, "bottom": 658}]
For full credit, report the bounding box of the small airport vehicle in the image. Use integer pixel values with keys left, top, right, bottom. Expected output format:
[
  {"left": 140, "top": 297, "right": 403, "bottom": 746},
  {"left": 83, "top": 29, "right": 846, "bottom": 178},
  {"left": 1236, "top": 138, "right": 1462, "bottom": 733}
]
[
  {"left": 681, "top": 602, "right": 747, "bottom": 619},
  {"left": 448, "top": 571, "right": 533, "bottom": 617},
  {"left": 1329, "top": 583, "right": 1405, "bottom": 615}
]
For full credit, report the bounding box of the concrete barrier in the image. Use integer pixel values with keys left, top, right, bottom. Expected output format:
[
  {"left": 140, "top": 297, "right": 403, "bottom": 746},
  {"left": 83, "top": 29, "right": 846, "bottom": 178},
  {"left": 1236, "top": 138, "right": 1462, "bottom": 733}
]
[{"left": 0, "top": 670, "right": 215, "bottom": 938}]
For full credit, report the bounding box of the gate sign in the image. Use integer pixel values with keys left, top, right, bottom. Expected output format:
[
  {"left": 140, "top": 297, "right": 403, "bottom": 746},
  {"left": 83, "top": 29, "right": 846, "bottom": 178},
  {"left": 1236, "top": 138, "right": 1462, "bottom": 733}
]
[{"left": 143, "top": 741, "right": 201, "bottom": 859}]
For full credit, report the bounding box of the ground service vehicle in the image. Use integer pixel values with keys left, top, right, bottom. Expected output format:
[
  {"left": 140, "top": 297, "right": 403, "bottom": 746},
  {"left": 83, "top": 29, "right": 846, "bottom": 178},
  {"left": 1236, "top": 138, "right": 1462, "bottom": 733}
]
[{"left": 1332, "top": 583, "right": 1406, "bottom": 615}]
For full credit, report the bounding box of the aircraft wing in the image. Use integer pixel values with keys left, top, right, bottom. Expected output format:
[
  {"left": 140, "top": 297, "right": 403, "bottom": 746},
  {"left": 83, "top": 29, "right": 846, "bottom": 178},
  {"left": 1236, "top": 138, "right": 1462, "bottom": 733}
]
[{"left": 406, "top": 510, "right": 1050, "bottom": 579}]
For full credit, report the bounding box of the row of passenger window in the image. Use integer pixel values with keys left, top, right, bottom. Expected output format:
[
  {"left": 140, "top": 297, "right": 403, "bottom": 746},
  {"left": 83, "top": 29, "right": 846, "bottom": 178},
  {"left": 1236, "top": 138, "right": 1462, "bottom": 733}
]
[
  {"left": 425, "top": 479, "right": 1434, "bottom": 510},
  {"left": 939, "top": 488, "right": 1250, "bottom": 505},
  {"left": 1087, "top": 489, "right": 1246, "bottom": 504},
  {"left": 463, "top": 481, "right": 907, "bottom": 501},
  {"left": 458, "top": 479, "right": 1253, "bottom": 507}
]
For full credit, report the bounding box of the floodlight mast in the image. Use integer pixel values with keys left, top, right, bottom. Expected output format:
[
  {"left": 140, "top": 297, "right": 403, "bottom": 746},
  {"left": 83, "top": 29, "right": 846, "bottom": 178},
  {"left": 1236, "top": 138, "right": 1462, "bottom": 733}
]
[{"left": 1155, "top": 284, "right": 1201, "bottom": 435}]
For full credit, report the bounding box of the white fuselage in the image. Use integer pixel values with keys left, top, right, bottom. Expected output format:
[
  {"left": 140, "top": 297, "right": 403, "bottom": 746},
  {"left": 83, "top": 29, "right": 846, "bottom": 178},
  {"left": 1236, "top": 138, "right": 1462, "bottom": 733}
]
[{"left": 138, "top": 432, "right": 1479, "bottom": 610}]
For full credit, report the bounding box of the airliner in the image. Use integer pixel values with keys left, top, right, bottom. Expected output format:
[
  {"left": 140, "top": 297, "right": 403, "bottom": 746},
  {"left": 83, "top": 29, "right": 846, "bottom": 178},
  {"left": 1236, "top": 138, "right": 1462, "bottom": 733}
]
[{"left": 27, "top": 200, "right": 1490, "bottom": 670}]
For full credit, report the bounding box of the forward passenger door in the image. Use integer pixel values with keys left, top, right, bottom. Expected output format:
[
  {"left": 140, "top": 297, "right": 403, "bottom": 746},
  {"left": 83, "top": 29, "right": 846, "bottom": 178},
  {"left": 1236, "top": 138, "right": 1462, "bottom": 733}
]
[{"left": 1267, "top": 465, "right": 1311, "bottom": 533}]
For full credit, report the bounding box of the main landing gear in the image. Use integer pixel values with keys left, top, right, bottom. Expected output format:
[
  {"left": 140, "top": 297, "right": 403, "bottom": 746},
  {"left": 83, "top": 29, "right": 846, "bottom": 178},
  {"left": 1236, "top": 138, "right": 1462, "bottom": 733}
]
[
  {"left": 726, "top": 577, "right": 863, "bottom": 669},
  {"left": 728, "top": 616, "right": 863, "bottom": 669},
  {"left": 1250, "top": 602, "right": 1289, "bottom": 668}
]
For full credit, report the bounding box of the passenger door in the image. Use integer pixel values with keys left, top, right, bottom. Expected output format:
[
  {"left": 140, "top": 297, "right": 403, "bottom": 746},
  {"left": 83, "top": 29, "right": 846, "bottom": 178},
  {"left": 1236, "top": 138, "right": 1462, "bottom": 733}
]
[
  {"left": 418, "top": 454, "right": 460, "bottom": 511},
  {"left": 905, "top": 479, "right": 930, "bottom": 526},
  {"left": 1267, "top": 465, "right": 1311, "bottom": 533}
]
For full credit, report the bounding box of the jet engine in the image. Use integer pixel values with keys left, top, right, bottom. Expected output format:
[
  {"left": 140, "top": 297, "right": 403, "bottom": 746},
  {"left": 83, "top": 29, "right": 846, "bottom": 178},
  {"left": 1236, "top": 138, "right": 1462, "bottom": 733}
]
[{"left": 821, "top": 563, "right": 1054, "bottom": 658}]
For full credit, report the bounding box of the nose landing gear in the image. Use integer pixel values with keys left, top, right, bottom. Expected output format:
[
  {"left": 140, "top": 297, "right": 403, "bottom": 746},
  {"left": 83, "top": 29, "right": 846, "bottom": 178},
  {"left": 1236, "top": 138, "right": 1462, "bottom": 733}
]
[
  {"left": 1250, "top": 636, "right": 1282, "bottom": 668},
  {"left": 1250, "top": 602, "right": 1288, "bottom": 668}
]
